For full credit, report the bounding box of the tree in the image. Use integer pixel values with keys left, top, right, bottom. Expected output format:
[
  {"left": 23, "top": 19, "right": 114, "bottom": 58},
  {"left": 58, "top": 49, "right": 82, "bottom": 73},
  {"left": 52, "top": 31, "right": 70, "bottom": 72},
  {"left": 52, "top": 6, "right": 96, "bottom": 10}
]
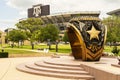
[
  {"left": 103, "top": 15, "right": 120, "bottom": 46},
  {"left": 31, "top": 30, "right": 41, "bottom": 42},
  {"left": 63, "top": 31, "right": 69, "bottom": 44},
  {"left": 0, "top": 32, "right": 2, "bottom": 47},
  {"left": 7, "top": 30, "right": 27, "bottom": 48},
  {"left": 40, "top": 24, "right": 59, "bottom": 42},
  {"left": 16, "top": 18, "right": 43, "bottom": 49},
  {"left": 40, "top": 24, "right": 59, "bottom": 49},
  {"left": 0, "top": 32, "right": 1, "bottom": 38}
]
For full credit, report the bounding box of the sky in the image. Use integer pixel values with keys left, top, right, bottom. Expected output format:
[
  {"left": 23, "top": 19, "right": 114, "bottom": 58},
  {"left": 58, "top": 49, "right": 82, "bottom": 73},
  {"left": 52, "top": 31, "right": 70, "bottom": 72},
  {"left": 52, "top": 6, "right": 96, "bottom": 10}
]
[{"left": 0, "top": 0, "right": 120, "bottom": 31}]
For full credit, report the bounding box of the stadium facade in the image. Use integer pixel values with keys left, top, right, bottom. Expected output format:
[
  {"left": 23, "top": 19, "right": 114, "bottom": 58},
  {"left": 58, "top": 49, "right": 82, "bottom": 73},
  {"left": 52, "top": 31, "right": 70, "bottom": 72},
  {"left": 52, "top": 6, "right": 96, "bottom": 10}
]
[
  {"left": 27, "top": 4, "right": 101, "bottom": 39},
  {"left": 107, "top": 8, "right": 120, "bottom": 16},
  {"left": 2, "top": 4, "right": 102, "bottom": 46}
]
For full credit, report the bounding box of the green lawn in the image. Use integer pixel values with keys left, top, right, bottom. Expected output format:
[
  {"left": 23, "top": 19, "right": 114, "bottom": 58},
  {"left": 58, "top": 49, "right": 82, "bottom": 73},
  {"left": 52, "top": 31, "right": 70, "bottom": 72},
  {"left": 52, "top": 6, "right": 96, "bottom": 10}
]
[
  {"left": 0, "top": 48, "right": 54, "bottom": 58},
  {"left": 0, "top": 43, "right": 71, "bottom": 57},
  {"left": 0, "top": 49, "right": 37, "bottom": 54},
  {"left": 49, "top": 44, "right": 71, "bottom": 53},
  {"left": 3, "top": 43, "right": 72, "bottom": 54},
  {"left": 1, "top": 44, "right": 120, "bottom": 57},
  {"left": 104, "top": 46, "right": 120, "bottom": 52}
]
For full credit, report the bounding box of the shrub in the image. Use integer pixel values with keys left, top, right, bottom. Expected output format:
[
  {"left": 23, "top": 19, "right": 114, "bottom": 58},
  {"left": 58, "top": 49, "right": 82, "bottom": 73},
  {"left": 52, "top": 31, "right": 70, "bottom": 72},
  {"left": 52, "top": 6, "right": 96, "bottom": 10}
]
[
  {"left": 0, "top": 50, "right": 8, "bottom": 58},
  {"left": 112, "top": 46, "right": 120, "bottom": 55}
]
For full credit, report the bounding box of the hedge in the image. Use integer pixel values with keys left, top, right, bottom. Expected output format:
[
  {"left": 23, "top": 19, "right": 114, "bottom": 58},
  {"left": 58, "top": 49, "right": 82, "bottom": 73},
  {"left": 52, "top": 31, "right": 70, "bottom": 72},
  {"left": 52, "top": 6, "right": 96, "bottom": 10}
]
[{"left": 0, "top": 52, "right": 8, "bottom": 58}]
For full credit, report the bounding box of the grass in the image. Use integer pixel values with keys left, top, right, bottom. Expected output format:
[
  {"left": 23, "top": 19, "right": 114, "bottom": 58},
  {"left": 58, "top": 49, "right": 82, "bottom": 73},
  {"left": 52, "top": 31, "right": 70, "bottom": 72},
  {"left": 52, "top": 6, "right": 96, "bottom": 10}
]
[
  {"left": 4, "top": 43, "right": 72, "bottom": 54},
  {"left": 0, "top": 48, "right": 54, "bottom": 58},
  {"left": 1, "top": 43, "right": 120, "bottom": 57},
  {"left": 1, "top": 43, "right": 71, "bottom": 57},
  {"left": 104, "top": 46, "right": 120, "bottom": 53},
  {"left": 49, "top": 44, "right": 71, "bottom": 53},
  {"left": 0, "top": 48, "right": 35, "bottom": 54}
]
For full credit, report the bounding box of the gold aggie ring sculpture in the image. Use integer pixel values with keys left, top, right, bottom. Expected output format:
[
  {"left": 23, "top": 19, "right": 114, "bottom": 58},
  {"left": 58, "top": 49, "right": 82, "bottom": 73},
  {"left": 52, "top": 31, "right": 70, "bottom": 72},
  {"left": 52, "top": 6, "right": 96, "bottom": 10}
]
[{"left": 67, "top": 16, "right": 107, "bottom": 61}]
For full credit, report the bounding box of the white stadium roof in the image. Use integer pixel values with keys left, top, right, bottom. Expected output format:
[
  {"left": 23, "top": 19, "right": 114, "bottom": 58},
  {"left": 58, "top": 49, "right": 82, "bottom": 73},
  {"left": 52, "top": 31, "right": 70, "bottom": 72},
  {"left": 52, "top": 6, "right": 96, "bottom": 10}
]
[{"left": 40, "top": 11, "right": 101, "bottom": 24}]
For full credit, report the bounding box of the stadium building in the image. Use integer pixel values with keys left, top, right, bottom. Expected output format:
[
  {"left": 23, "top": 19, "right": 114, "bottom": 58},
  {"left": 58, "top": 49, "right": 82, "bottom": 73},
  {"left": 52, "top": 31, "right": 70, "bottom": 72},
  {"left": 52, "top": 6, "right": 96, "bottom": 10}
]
[
  {"left": 0, "top": 4, "right": 102, "bottom": 47},
  {"left": 107, "top": 8, "right": 120, "bottom": 16},
  {"left": 27, "top": 4, "right": 101, "bottom": 39}
]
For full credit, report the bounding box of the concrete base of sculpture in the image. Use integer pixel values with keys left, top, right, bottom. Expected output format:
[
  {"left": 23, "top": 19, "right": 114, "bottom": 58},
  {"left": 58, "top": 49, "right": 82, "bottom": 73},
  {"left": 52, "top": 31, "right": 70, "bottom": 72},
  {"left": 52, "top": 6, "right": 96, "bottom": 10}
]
[
  {"left": 16, "top": 56, "right": 120, "bottom": 80},
  {"left": 16, "top": 56, "right": 94, "bottom": 80}
]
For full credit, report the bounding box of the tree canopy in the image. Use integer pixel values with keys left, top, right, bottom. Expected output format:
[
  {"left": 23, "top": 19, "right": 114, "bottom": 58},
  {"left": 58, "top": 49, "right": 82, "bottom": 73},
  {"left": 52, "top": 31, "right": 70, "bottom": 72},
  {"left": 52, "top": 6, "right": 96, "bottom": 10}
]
[
  {"left": 103, "top": 15, "right": 120, "bottom": 43},
  {"left": 16, "top": 18, "right": 43, "bottom": 42},
  {"left": 15, "top": 18, "right": 43, "bottom": 49},
  {"left": 0, "top": 32, "right": 1, "bottom": 38},
  {"left": 40, "top": 24, "right": 59, "bottom": 42},
  {"left": 7, "top": 30, "right": 27, "bottom": 47},
  {"left": 63, "top": 31, "right": 69, "bottom": 43},
  {"left": 15, "top": 18, "right": 60, "bottom": 49}
]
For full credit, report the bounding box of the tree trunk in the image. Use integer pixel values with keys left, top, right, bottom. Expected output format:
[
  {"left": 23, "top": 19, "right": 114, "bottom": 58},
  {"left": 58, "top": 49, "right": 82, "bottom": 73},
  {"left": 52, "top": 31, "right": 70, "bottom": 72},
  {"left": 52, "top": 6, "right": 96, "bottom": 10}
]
[
  {"left": 18, "top": 42, "right": 19, "bottom": 48},
  {"left": 11, "top": 42, "right": 14, "bottom": 48},
  {"left": 48, "top": 44, "right": 51, "bottom": 50},
  {"left": 31, "top": 42, "right": 34, "bottom": 49},
  {"left": 56, "top": 43, "right": 58, "bottom": 52}
]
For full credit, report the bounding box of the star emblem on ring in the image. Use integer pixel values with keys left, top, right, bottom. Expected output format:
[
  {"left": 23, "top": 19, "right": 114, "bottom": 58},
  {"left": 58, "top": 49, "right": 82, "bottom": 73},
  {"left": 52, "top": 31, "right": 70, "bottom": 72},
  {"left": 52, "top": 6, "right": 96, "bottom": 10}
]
[{"left": 87, "top": 26, "right": 100, "bottom": 40}]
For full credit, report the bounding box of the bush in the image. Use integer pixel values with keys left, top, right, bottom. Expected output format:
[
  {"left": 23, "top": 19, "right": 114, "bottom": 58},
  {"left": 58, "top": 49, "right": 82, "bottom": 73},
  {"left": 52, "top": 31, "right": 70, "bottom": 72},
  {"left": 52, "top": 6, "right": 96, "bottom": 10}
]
[
  {"left": 112, "top": 46, "right": 120, "bottom": 55},
  {"left": 0, "top": 52, "right": 8, "bottom": 58}
]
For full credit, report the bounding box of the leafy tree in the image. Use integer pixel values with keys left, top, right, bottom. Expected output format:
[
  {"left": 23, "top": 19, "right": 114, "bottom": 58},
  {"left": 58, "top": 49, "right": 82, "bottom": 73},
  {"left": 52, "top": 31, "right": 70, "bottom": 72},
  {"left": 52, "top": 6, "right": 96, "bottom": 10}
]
[
  {"left": 63, "top": 31, "right": 69, "bottom": 44},
  {"left": 40, "top": 24, "right": 59, "bottom": 42},
  {"left": 0, "top": 32, "right": 1, "bottom": 38},
  {"left": 31, "top": 30, "right": 41, "bottom": 42},
  {"left": 40, "top": 24, "right": 59, "bottom": 49},
  {"left": 0, "top": 32, "right": 2, "bottom": 46},
  {"left": 15, "top": 18, "right": 43, "bottom": 49},
  {"left": 7, "top": 30, "right": 27, "bottom": 48},
  {"left": 103, "top": 15, "right": 120, "bottom": 46}
]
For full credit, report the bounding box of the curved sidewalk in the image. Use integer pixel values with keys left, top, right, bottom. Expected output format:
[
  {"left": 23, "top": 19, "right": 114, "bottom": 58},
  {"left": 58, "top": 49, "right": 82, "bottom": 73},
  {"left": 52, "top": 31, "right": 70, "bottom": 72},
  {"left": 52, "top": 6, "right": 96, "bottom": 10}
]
[{"left": 0, "top": 57, "right": 75, "bottom": 80}]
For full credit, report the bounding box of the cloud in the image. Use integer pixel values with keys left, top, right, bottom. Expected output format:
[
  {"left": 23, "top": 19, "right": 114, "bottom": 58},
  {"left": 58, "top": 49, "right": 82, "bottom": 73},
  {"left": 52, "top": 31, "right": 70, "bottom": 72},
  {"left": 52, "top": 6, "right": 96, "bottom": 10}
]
[
  {"left": 5, "top": 0, "right": 120, "bottom": 18},
  {"left": 103, "top": 0, "right": 120, "bottom": 3},
  {"left": 6, "top": 0, "right": 35, "bottom": 9},
  {"left": 0, "top": 19, "right": 18, "bottom": 31},
  {"left": 6, "top": 0, "right": 36, "bottom": 18},
  {"left": 6, "top": 0, "right": 52, "bottom": 17},
  {"left": 19, "top": 10, "right": 27, "bottom": 17},
  {"left": 6, "top": 0, "right": 52, "bottom": 10},
  {"left": 2, "top": 0, "right": 120, "bottom": 31}
]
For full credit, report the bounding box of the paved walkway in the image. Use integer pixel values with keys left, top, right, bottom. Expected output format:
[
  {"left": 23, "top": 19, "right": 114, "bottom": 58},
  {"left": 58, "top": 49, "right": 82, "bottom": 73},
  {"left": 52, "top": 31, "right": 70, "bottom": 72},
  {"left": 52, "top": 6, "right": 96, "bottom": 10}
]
[
  {"left": 0, "top": 57, "right": 76, "bottom": 80},
  {"left": 0, "top": 56, "right": 119, "bottom": 80}
]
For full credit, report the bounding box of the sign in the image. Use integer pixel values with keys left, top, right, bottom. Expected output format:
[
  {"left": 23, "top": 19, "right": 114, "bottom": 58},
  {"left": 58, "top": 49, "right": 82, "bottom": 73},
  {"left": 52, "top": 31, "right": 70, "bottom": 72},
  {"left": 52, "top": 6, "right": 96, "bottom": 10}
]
[
  {"left": 28, "top": 4, "right": 50, "bottom": 18},
  {"left": 33, "top": 6, "right": 41, "bottom": 17}
]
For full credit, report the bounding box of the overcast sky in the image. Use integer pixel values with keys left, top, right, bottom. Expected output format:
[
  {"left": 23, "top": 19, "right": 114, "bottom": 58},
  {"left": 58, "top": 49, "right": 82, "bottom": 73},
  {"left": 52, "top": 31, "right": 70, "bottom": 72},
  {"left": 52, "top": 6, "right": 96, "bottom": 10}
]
[{"left": 0, "top": 0, "right": 120, "bottom": 31}]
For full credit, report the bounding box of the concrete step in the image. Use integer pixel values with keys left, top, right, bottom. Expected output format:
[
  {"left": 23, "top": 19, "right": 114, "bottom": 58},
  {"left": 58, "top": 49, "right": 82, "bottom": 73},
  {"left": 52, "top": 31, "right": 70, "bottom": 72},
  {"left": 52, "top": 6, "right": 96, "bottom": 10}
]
[
  {"left": 35, "top": 61, "right": 84, "bottom": 70},
  {"left": 44, "top": 60, "right": 80, "bottom": 67},
  {"left": 16, "top": 63, "right": 94, "bottom": 80},
  {"left": 26, "top": 63, "right": 89, "bottom": 75}
]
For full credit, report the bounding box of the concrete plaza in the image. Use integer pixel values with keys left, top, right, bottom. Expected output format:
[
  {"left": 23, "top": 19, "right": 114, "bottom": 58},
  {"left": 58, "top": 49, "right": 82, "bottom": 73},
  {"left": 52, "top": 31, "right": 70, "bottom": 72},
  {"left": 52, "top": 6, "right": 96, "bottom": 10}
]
[
  {"left": 0, "top": 56, "right": 120, "bottom": 80},
  {"left": 0, "top": 57, "right": 71, "bottom": 80}
]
